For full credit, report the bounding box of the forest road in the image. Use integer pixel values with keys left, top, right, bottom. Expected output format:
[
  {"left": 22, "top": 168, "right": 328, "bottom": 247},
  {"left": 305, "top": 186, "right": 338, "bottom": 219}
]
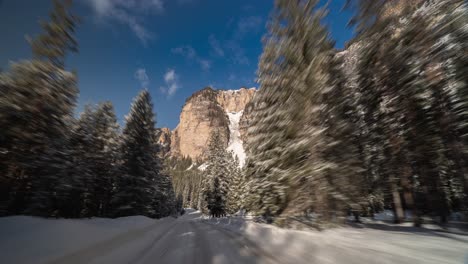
[{"left": 47, "top": 210, "right": 278, "bottom": 264}]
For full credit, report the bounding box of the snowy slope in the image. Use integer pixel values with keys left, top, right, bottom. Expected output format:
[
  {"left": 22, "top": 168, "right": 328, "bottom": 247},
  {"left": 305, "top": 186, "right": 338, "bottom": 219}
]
[{"left": 226, "top": 111, "right": 246, "bottom": 167}]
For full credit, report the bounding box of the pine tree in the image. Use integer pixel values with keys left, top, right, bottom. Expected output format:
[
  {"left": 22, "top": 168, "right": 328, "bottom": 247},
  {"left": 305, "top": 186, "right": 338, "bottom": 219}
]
[
  {"left": 200, "top": 131, "right": 231, "bottom": 217},
  {"left": 29, "top": 0, "right": 79, "bottom": 68},
  {"left": 62, "top": 102, "right": 121, "bottom": 217},
  {"left": 226, "top": 156, "right": 242, "bottom": 214},
  {"left": 244, "top": 0, "right": 335, "bottom": 218},
  {"left": 352, "top": 0, "right": 468, "bottom": 223},
  {"left": 56, "top": 105, "right": 94, "bottom": 218},
  {"left": 112, "top": 90, "right": 163, "bottom": 217},
  {"left": 0, "top": 61, "right": 77, "bottom": 216},
  {"left": 0, "top": 0, "right": 79, "bottom": 217},
  {"left": 319, "top": 53, "right": 366, "bottom": 220},
  {"left": 91, "top": 102, "right": 121, "bottom": 217}
]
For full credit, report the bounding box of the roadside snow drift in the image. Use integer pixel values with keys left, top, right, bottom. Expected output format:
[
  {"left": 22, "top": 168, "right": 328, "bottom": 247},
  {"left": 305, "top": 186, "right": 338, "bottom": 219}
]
[{"left": 201, "top": 216, "right": 468, "bottom": 264}]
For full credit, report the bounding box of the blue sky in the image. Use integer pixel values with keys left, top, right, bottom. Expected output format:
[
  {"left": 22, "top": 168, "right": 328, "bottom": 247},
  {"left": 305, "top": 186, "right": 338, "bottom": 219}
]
[{"left": 0, "top": 0, "right": 354, "bottom": 129}]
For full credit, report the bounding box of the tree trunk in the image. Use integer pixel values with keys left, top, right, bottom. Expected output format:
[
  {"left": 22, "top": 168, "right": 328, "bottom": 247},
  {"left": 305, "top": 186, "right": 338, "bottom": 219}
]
[
  {"left": 391, "top": 182, "right": 404, "bottom": 223},
  {"left": 400, "top": 164, "right": 421, "bottom": 226}
]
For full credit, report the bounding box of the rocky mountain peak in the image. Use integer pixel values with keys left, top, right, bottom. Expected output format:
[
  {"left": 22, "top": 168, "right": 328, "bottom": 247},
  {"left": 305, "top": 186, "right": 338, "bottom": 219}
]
[
  {"left": 169, "top": 87, "right": 256, "bottom": 164},
  {"left": 217, "top": 87, "right": 256, "bottom": 113}
]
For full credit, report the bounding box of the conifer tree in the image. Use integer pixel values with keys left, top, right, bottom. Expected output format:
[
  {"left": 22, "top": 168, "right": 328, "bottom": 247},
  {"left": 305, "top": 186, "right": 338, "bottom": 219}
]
[
  {"left": 352, "top": 0, "right": 468, "bottom": 223},
  {"left": 0, "top": 0, "right": 78, "bottom": 216},
  {"left": 245, "top": 0, "right": 335, "bottom": 217},
  {"left": 112, "top": 90, "right": 162, "bottom": 217},
  {"left": 29, "top": 0, "right": 79, "bottom": 68},
  {"left": 226, "top": 156, "right": 242, "bottom": 214},
  {"left": 200, "top": 131, "right": 231, "bottom": 216},
  {"left": 91, "top": 102, "right": 121, "bottom": 217},
  {"left": 0, "top": 63, "right": 78, "bottom": 216}
]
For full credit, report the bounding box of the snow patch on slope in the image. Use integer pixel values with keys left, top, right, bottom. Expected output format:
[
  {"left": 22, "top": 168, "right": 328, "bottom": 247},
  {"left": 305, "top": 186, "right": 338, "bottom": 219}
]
[
  {"left": 224, "top": 87, "right": 256, "bottom": 93},
  {"left": 226, "top": 111, "right": 246, "bottom": 167},
  {"left": 198, "top": 163, "right": 208, "bottom": 171}
]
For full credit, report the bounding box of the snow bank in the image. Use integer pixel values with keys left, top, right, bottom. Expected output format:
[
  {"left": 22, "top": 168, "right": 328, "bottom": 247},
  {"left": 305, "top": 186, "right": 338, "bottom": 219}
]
[
  {"left": 0, "top": 215, "right": 155, "bottom": 264},
  {"left": 198, "top": 163, "right": 208, "bottom": 171},
  {"left": 201, "top": 216, "right": 468, "bottom": 264},
  {"left": 226, "top": 111, "right": 246, "bottom": 167}
]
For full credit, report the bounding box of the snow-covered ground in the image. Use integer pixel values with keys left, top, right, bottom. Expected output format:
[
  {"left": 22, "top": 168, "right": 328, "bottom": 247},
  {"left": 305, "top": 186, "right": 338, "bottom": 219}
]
[
  {"left": 2, "top": 211, "right": 467, "bottom": 264},
  {"left": 0, "top": 215, "right": 158, "bottom": 264},
  {"left": 0, "top": 211, "right": 274, "bottom": 264},
  {"left": 226, "top": 111, "right": 246, "bottom": 167},
  {"left": 202, "top": 216, "right": 468, "bottom": 264}
]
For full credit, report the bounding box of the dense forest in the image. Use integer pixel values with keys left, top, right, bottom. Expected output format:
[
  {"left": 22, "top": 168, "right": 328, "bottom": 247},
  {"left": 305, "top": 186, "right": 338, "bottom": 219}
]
[
  {"left": 0, "top": 0, "right": 178, "bottom": 218},
  {"left": 171, "top": 0, "right": 468, "bottom": 226}
]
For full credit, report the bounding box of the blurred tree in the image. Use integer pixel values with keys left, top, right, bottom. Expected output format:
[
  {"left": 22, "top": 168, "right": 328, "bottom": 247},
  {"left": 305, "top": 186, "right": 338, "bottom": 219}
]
[
  {"left": 28, "top": 0, "right": 79, "bottom": 68},
  {"left": 353, "top": 0, "right": 468, "bottom": 224}
]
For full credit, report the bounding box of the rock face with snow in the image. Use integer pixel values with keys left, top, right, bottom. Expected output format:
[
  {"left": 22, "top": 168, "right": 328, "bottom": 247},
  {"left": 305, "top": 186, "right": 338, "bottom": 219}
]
[
  {"left": 170, "top": 87, "right": 256, "bottom": 166},
  {"left": 216, "top": 87, "right": 256, "bottom": 113}
]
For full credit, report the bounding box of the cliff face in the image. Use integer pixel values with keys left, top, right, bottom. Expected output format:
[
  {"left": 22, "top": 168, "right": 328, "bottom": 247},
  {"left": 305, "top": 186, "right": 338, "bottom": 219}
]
[
  {"left": 170, "top": 87, "right": 256, "bottom": 163},
  {"left": 239, "top": 100, "right": 255, "bottom": 143},
  {"left": 156, "top": 127, "right": 171, "bottom": 157},
  {"left": 216, "top": 88, "right": 256, "bottom": 113}
]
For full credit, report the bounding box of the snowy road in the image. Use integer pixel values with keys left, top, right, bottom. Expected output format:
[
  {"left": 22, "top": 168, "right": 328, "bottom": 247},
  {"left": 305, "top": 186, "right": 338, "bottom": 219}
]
[
  {"left": 2, "top": 211, "right": 467, "bottom": 264},
  {"left": 46, "top": 211, "right": 276, "bottom": 264}
]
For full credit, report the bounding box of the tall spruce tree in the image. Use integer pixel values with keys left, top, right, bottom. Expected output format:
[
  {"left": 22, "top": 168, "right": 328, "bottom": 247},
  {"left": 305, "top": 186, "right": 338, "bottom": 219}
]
[
  {"left": 0, "top": 0, "right": 78, "bottom": 216},
  {"left": 226, "top": 155, "right": 242, "bottom": 214},
  {"left": 91, "top": 102, "right": 121, "bottom": 217},
  {"left": 29, "top": 0, "right": 78, "bottom": 68},
  {"left": 112, "top": 90, "right": 163, "bottom": 217},
  {"left": 244, "top": 0, "right": 336, "bottom": 218},
  {"left": 200, "top": 132, "right": 231, "bottom": 217},
  {"left": 64, "top": 102, "right": 120, "bottom": 217},
  {"left": 352, "top": 0, "right": 468, "bottom": 223}
]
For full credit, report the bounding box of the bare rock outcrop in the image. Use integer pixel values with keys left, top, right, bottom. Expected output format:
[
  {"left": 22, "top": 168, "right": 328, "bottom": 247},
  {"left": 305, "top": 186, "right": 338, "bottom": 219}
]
[
  {"left": 170, "top": 88, "right": 230, "bottom": 160},
  {"left": 216, "top": 87, "right": 256, "bottom": 113},
  {"left": 156, "top": 127, "right": 171, "bottom": 157},
  {"left": 170, "top": 87, "right": 256, "bottom": 161}
]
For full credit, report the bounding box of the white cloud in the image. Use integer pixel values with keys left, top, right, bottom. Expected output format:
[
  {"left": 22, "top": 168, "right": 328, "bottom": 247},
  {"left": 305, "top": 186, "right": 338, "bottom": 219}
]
[
  {"left": 160, "top": 69, "right": 180, "bottom": 97},
  {"left": 164, "top": 69, "right": 176, "bottom": 83},
  {"left": 134, "top": 68, "right": 150, "bottom": 88},
  {"left": 171, "top": 45, "right": 211, "bottom": 71},
  {"left": 84, "top": 0, "right": 164, "bottom": 45},
  {"left": 167, "top": 82, "right": 179, "bottom": 96},
  {"left": 209, "top": 35, "right": 224, "bottom": 57}
]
